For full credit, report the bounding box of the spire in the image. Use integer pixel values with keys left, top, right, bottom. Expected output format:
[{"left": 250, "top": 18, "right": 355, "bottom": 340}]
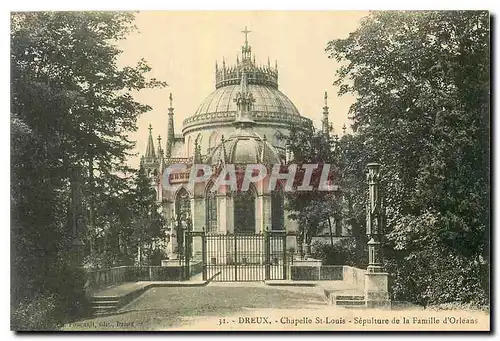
[
  {"left": 233, "top": 71, "right": 256, "bottom": 127},
  {"left": 241, "top": 26, "right": 252, "bottom": 62},
  {"left": 193, "top": 139, "right": 202, "bottom": 163},
  {"left": 322, "top": 91, "right": 330, "bottom": 136},
  {"left": 157, "top": 135, "right": 163, "bottom": 156},
  {"left": 166, "top": 93, "right": 175, "bottom": 157},
  {"left": 260, "top": 134, "right": 268, "bottom": 163},
  {"left": 221, "top": 135, "right": 228, "bottom": 163},
  {"left": 145, "top": 124, "right": 156, "bottom": 158},
  {"left": 267, "top": 56, "right": 271, "bottom": 67}
]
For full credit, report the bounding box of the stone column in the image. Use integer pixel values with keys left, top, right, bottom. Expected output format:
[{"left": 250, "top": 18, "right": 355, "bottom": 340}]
[
  {"left": 190, "top": 197, "right": 205, "bottom": 258},
  {"left": 366, "top": 162, "right": 383, "bottom": 273},
  {"left": 257, "top": 194, "right": 272, "bottom": 233},
  {"left": 364, "top": 162, "right": 390, "bottom": 307},
  {"left": 284, "top": 199, "right": 299, "bottom": 258},
  {"left": 191, "top": 197, "right": 205, "bottom": 232},
  {"left": 218, "top": 194, "right": 233, "bottom": 234},
  {"left": 165, "top": 209, "right": 178, "bottom": 260}
]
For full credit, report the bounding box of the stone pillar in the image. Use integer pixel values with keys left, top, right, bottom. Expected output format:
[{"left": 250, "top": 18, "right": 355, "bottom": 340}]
[
  {"left": 366, "top": 162, "right": 383, "bottom": 272},
  {"left": 165, "top": 209, "right": 178, "bottom": 260},
  {"left": 364, "top": 162, "right": 390, "bottom": 307},
  {"left": 284, "top": 203, "right": 299, "bottom": 258},
  {"left": 218, "top": 194, "right": 233, "bottom": 234},
  {"left": 191, "top": 197, "right": 205, "bottom": 232},
  {"left": 257, "top": 194, "right": 272, "bottom": 233},
  {"left": 190, "top": 197, "right": 205, "bottom": 258}
]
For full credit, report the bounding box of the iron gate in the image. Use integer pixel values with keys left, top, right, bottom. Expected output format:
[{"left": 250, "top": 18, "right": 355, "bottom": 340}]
[{"left": 185, "top": 231, "right": 292, "bottom": 281}]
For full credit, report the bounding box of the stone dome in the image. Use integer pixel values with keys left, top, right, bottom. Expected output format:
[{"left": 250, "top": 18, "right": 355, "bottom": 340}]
[
  {"left": 207, "top": 128, "right": 282, "bottom": 165},
  {"left": 194, "top": 84, "right": 300, "bottom": 118},
  {"left": 182, "top": 45, "right": 313, "bottom": 135}
]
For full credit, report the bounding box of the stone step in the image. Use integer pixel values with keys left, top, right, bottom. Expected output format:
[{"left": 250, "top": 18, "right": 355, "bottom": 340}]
[
  {"left": 335, "top": 300, "right": 366, "bottom": 306},
  {"left": 92, "top": 306, "right": 118, "bottom": 315},
  {"left": 93, "top": 295, "right": 120, "bottom": 302},
  {"left": 91, "top": 300, "right": 120, "bottom": 307},
  {"left": 335, "top": 295, "right": 365, "bottom": 300}
]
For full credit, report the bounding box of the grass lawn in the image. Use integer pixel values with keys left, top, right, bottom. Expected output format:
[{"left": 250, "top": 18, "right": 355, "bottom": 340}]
[{"left": 62, "top": 285, "right": 327, "bottom": 331}]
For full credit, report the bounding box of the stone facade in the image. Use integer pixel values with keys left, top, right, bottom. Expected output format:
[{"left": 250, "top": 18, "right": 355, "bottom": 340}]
[{"left": 139, "top": 29, "right": 343, "bottom": 260}]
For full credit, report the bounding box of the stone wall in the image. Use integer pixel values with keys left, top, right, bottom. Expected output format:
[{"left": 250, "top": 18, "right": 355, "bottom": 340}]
[
  {"left": 86, "top": 262, "right": 203, "bottom": 293},
  {"left": 342, "top": 266, "right": 366, "bottom": 289},
  {"left": 290, "top": 264, "right": 344, "bottom": 281},
  {"left": 288, "top": 264, "right": 365, "bottom": 283}
]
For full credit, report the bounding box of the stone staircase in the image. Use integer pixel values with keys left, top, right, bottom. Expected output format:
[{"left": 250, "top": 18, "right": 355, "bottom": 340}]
[
  {"left": 324, "top": 289, "right": 367, "bottom": 308},
  {"left": 91, "top": 296, "right": 121, "bottom": 316}
]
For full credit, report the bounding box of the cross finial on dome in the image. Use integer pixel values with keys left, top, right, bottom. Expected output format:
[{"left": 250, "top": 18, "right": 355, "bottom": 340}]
[{"left": 242, "top": 26, "right": 251, "bottom": 45}]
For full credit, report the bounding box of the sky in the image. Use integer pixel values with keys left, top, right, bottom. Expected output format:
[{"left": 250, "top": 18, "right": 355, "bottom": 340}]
[{"left": 117, "top": 11, "right": 369, "bottom": 167}]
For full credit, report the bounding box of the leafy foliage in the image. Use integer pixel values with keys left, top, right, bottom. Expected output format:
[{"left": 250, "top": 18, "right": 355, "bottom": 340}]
[
  {"left": 11, "top": 12, "right": 165, "bottom": 330},
  {"left": 326, "top": 11, "right": 489, "bottom": 307},
  {"left": 311, "top": 239, "right": 366, "bottom": 267},
  {"left": 284, "top": 124, "right": 344, "bottom": 256}
]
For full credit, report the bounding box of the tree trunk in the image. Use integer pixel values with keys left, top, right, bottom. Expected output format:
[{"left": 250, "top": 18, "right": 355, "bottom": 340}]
[
  {"left": 304, "top": 230, "right": 312, "bottom": 259},
  {"left": 88, "top": 156, "right": 95, "bottom": 257},
  {"left": 297, "top": 242, "right": 304, "bottom": 260},
  {"left": 327, "top": 217, "right": 334, "bottom": 246}
]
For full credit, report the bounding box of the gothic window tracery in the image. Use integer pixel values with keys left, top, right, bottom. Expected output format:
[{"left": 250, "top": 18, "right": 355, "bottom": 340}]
[
  {"left": 205, "top": 183, "right": 217, "bottom": 233},
  {"left": 234, "top": 186, "right": 256, "bottom": 234},
  {"left": 175, "top": 187, "right": 191, "bottom": 229}
]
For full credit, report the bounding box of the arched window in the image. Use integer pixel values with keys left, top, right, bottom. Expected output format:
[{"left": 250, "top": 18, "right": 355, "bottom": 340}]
[
  {"left": 271, "top": 188, "right": 284, "bottom": 231},
  {"left": 175, "top": 187, "right": 191, "bottom": 259},
  {"left": 175, "top": 187, "right": 191, "bottom": 229},
  {"left": 234, "top": 186, "right": 256, "bottom": 234},
  {"left": 205, "top": 183, "right": 217, "bottom": 233}
]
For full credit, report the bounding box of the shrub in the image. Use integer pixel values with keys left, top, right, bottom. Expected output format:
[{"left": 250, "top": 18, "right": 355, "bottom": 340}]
[
  {"left": 11, "top": 265, "right": 91, "bottom": 331},
  {"left": 311, "top": 238, "right": 366, "bottom": 267}
]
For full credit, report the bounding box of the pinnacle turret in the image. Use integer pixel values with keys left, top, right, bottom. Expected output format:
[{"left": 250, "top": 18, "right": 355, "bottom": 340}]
[
  {"left": 157, "top": 134, "right": 163, "bottom": 156},
  {"left": 165, "top": 93, "right": 175, "bottom": 157},
  {"left": 233, "top": 71, "right": 256, "bottom": 128},
  {"left": 145, "top": 124, "right": 156, "bottom": 158}
]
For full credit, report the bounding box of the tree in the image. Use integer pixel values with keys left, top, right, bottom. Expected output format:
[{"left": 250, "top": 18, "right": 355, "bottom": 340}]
[
  {"left": 126, "top": 167, "right": 166, "bottom": 266},
  {"left": 11, "top": 12, "right": 166, "bottom": 329},
  {"left": 326, "top": 11, "right": 489, "bottom": 307},
  {"left": 284, "top": 123, "right": 342, "bottom": 258}
]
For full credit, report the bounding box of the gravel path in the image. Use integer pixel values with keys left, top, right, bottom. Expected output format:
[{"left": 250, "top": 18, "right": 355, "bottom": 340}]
[{"left": 62, "top": 284, "right": 327, "bottom": 331}]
